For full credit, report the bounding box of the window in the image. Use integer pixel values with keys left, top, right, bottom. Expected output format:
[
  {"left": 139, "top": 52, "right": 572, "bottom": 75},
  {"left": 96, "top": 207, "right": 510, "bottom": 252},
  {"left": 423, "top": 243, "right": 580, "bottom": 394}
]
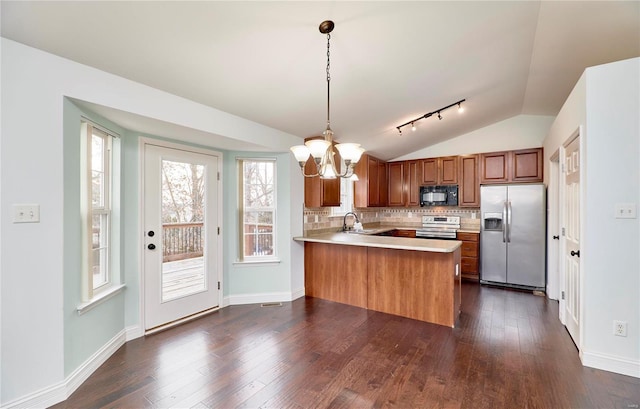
[
  {"left": 80, "top": 121, "right": 121, "bottom": 302},
  {"left": 331, "top": 177, "right": 355, "bottom": 216},
  {"left": 238, "top": 159, "right": 277, "bottom": 261}
]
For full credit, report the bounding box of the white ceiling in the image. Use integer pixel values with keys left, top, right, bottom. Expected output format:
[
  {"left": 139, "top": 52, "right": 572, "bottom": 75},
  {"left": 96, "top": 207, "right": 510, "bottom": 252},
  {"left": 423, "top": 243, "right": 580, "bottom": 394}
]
[{"left": 2, "top": 1, "right": 639, "bottom": 160}]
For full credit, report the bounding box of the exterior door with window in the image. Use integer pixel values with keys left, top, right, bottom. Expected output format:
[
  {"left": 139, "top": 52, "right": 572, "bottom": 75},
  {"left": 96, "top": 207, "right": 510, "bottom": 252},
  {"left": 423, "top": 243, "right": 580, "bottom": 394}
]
[{"left": 143, "top": 142, "right": 222, "bottom": 330}]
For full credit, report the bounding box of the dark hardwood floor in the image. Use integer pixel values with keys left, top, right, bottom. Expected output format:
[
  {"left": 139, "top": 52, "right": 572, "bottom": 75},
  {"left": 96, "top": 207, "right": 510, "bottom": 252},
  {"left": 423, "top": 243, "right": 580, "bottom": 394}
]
[{"left": 52, "top": 282, "right": 640, "bottom": 408}]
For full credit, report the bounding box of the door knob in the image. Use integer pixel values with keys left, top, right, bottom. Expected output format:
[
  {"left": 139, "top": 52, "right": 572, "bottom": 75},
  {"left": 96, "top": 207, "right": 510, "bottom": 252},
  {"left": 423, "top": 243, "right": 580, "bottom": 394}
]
[
  {"left": 148, "top": 243, "right": 156, "bottom": 250},
  {"left": 570, "top": 250, "right": 580, "bottom": 257},
  {"left": 553, "top": 235, "right": 559, "bottom": 240},
  {"left": 148, "top": 230, "right": 155, "bottom": 237}
]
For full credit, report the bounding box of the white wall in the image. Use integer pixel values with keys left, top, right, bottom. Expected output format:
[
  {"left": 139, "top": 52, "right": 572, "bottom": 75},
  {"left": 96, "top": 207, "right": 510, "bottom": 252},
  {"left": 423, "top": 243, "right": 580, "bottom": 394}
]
[
  {"left": 543, "top": 57, "right": 639, "bottom": 378},
  {"left": 582, "top": 58, "right": 639, "bottom": 376},
  {"left": 395, "top": 114, "right": 554, "bottom": 160},
  {"left": 0, "top": 38, "right": 305, "bottom": 405}
]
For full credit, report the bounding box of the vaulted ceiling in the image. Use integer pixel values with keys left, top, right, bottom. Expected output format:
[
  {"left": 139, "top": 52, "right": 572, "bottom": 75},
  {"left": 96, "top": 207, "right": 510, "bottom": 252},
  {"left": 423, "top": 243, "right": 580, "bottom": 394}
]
[{"left": 2, "top": 1, "right": 639, "bottom": 160}]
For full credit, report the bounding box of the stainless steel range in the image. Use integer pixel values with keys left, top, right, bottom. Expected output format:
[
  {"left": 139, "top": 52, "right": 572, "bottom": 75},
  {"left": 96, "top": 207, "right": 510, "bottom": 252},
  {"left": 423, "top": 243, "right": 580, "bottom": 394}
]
[{"left": 416, "top": 215, "right": 460, "bottom": 239}]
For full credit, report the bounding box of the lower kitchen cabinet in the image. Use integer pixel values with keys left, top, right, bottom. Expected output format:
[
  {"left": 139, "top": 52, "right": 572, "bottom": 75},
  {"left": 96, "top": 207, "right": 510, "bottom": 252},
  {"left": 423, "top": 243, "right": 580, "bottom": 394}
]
[{"left": 457, "top": 231, "right": 480, "bottom": 281}]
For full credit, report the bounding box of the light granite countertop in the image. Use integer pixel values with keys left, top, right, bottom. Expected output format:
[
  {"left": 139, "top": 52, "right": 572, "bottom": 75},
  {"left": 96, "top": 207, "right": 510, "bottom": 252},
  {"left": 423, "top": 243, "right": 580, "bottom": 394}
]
[{"left": 293, "top": 231, "right": 461, "bottom": 253}]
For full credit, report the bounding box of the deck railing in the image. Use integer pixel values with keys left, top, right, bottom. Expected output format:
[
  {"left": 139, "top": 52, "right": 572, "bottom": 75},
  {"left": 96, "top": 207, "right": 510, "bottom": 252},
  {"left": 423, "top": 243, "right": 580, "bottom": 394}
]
[{"left": 163, "top": 222, "right": 204, "bottom": 262}]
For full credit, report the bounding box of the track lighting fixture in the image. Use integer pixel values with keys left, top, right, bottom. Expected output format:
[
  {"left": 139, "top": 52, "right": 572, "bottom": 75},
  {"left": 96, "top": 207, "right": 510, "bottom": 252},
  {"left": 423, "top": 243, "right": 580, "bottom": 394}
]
[{"left": 396, "top": 99, "right": 466, "bottom": 135}]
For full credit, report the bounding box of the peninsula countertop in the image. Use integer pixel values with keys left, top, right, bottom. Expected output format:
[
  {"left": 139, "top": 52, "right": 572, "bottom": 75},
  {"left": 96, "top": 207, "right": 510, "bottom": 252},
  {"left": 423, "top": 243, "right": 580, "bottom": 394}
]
[{"left": 293, "top": 231, "right": 461, "bottom": 253}]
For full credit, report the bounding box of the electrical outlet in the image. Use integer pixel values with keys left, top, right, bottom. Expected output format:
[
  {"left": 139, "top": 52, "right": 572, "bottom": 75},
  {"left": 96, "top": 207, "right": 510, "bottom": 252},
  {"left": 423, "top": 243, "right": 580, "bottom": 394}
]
[{"left": 614, "top": 320, "right": 627, "bottom": 337}]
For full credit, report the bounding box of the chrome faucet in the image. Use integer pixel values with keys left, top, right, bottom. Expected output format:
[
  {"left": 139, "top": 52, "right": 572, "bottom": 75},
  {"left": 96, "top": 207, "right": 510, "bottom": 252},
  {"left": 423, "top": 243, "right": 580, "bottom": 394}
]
[{"left": 342, "top": 212, "right": 360, "bottom": 231}]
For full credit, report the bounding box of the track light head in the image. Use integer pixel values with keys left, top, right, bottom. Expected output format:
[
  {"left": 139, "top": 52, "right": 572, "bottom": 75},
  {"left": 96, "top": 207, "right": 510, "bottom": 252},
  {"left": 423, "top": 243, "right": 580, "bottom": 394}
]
[
  {"left": 458, "top": 102, "right": 464, "bottom": 113},
  {"left": 438, "top": 112, "right": 443, "bottom": 120},
  {"left": 411, "top": 122, "right": 416, "bottom": 132}
]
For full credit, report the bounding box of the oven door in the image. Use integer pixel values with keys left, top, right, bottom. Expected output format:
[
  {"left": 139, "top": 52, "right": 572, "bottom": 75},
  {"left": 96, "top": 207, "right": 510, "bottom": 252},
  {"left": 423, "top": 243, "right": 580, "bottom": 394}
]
[{"left": 415, "top": 228, "right": 458, "bottom": 239}]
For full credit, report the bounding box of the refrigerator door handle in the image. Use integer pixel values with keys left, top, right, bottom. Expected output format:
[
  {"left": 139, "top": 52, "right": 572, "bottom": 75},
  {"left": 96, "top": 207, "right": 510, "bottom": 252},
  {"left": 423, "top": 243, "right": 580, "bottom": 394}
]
[
  {"left": 502, "top": 201, "right": 507, "bottom": 243},
  {"left": 507, "top": 201, "right": 512, "bottom": 243}
]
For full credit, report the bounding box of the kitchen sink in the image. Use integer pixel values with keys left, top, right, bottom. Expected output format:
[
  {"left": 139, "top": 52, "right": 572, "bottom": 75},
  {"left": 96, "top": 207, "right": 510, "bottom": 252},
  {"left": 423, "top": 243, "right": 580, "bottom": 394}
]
[{"left": 339, "top": 229, "right": 378, "bottom": 235}]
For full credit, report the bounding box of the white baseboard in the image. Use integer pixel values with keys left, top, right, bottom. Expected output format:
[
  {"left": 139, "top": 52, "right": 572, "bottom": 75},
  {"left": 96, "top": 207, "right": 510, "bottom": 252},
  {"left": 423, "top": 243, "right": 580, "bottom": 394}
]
[
  {"left": 3, "top": 329, "right": 127, "bottom": 409},
  {"left": 291, "top": 286, "right": 305, "bottom": 300},
  {"left": 226, "top": 288, "right": 306, "bottom": 306},
  {"left": 582, "top": 350, "right": 640, "bottom": 378},
  {"left": 125, "top": 324, "right": 144, "bottom": 341}
]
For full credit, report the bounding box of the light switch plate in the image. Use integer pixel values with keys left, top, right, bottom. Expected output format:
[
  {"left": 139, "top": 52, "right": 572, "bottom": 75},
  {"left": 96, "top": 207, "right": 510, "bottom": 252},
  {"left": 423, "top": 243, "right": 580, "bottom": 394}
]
[
  {"left": 614, "top": 203, "right": 637, "bottom": 219},
  {"left": 13, "top": 204, "right": 40, "bottom": 223}
]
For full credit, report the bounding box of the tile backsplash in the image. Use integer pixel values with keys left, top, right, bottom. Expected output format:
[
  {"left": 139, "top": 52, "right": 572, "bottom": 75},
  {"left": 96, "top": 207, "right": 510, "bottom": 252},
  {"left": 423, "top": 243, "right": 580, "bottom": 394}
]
[{"left": 303, "top": 206, "right": 480, "bottom": 234}]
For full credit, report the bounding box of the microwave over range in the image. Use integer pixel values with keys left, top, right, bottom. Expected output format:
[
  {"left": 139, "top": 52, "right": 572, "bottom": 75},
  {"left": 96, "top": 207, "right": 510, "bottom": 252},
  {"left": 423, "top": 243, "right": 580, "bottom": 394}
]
[{"left": 419, "top": 185, "right": 458, "bottom": 206}]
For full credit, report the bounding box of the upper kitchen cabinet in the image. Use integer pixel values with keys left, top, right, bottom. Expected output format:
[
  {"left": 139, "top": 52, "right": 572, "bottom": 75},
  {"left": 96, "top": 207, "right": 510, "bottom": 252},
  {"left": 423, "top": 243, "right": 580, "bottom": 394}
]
[
  {"left": 304, "top": 156, "right": 341, "bottom": 207},
  {"left": 480, "top": 151, "right": 510, "bottom": 183},
  {"left": 480, "top": 148, "right": 543, "bottom": 184},
  {"left": 421, "top": 156, "right": 459, "bottom": 185},
  {"left": 303, "top": 137, "right": 341, "bottom": 208},
  {"left": 388, "top": 160, "right": 419, "bottom": 207},
  {"left": 511, "top": 148, "right": 543, "bottom": 182},
  {"left": 458, "top": 154, "right": 480, "bottom": 207},
  {"left": 354, "top": 154, "right": 387, "bottom": 207},
  {"left": 388, "top": 162, "right": 405, "bottom": 206}
]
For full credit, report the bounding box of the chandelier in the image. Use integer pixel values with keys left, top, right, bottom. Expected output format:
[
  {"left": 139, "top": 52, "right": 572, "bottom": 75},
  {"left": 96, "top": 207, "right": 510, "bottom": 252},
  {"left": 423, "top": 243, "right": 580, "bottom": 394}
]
[{"left": 290, "top": 20, "right": 364, "bottom": 179}]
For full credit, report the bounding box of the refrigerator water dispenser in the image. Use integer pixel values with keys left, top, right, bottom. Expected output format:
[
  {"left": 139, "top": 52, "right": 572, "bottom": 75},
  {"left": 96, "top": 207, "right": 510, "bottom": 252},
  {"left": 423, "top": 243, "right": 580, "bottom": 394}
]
[{"left": 483, "top": 213, "right": 503, "bottom": 231}]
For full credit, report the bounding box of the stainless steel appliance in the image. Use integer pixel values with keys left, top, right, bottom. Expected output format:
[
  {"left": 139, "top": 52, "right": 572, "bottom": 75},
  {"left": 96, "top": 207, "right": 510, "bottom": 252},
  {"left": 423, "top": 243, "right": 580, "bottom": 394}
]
[
  {"left": 416, "top": 215, "right": 460, "bottom": 239},
  {"left": 480, "top": 184, "right": 546, "bottom": 291},
  {"left": 419, "top": 185, "right": 458, "bottom": 206}
]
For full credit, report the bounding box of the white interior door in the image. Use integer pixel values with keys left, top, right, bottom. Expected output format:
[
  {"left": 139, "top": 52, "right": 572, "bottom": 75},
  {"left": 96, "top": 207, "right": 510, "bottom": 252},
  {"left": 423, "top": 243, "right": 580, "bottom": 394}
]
[
  {"left": 563, "top": 135, "right": 581, "bottom": 347},
  {"left": 143, "top": 142, "right": 221, "bottom": 331}
]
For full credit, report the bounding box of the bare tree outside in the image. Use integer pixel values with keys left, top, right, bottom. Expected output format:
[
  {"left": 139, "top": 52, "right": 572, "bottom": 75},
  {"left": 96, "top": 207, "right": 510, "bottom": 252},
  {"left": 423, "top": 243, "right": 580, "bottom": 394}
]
[
  {"left": 162, "top": 160, "right": 205, "bottom": 223},
  {"left": 242, "top": 160, "right": 275, "bottom": 257},
  {"left": 160, "top": 159, "right": 207, "bottom": 301}
]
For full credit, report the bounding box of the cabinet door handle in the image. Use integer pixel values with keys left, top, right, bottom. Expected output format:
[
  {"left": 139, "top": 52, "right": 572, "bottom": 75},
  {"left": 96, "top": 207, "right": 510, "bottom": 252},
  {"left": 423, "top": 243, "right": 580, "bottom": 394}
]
[
  {"left": 553, "top": 235, "right": 559, "bottom": 240},
  {"left": 570, "top": 250, "right": 580, "bottom": 257},
  {"left": 148, "top": 243, "right": 156, "bottom": 250}
]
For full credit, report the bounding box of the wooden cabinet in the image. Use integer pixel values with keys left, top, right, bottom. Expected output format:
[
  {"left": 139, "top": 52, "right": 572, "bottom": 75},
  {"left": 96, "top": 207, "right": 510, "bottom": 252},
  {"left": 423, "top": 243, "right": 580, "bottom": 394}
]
[
  {"left": 457, "top": 231, "right": 479, "bottom": 281},
  {"left": 512, "top": 148, "right": 543, "bottom": 182},
  {"left": 459, "top": 154, "right": 480, "bottom": 207},
  {"left": 378, "top": 161, "right": 388, "bottom": 207},
  {"left": 480, "top": 151, "right": 510, "bottom": 183},
  {"left": 480, "top": 148, "right": 543, "bottom": 184},
  {"left": 354, "top": 154, "right": 387, "bottom": 208},
  {"left": 304, "top": 156, "right": 340, "bottom": 207},
  {"left": 392, "top": 229, "right": 416, "bottom": 238},
  {"left": 303, "top": 137, "right": 342, "bottom": 207},
  {"left": 387, "top": 162, "right": 405, "bottom": 206},
  {"left": 388, "top": 160, "right": 419, "bottom": 207},
  {"left": 421, "top": 156, "right": 459, "bottom": 185},
  {"left": 406, "top": 160, "right": 420, "bottom": 206}
]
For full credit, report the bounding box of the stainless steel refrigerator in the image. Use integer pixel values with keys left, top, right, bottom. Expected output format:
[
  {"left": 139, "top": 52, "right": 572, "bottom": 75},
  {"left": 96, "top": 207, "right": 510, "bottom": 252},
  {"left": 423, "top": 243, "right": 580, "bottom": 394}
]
[{"left": 480, "top": 184, "right": 546, "bottom": 291}]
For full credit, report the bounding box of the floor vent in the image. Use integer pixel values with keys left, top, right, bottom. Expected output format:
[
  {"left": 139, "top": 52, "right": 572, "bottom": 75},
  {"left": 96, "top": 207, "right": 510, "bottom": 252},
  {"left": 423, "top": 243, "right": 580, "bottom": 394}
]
[{"left": 261, "top": 302, "right": 283, "bottom": 307}]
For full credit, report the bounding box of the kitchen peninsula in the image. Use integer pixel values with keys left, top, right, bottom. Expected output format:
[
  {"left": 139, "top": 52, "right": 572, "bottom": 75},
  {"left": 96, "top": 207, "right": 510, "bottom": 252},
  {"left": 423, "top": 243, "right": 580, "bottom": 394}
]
[{"left": 294, "top": 232, "right": 462, "bottom": 328}]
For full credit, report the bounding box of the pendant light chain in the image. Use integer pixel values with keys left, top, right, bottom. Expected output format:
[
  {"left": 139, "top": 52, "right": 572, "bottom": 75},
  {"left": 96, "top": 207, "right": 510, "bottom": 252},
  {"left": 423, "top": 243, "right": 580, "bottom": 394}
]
[{"left": 326, "top": 33, "right": 331, "bottom": 131}]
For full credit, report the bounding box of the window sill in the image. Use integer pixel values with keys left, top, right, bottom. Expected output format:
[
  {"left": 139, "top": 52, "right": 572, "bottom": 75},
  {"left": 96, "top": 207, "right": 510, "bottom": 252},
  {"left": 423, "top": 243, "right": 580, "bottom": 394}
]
[
  {"left": 233, "top": 259, "right": 281, "bottom": 267},
  {"left": 76, "top": 284, "right": 126, "bottom": 315}
]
